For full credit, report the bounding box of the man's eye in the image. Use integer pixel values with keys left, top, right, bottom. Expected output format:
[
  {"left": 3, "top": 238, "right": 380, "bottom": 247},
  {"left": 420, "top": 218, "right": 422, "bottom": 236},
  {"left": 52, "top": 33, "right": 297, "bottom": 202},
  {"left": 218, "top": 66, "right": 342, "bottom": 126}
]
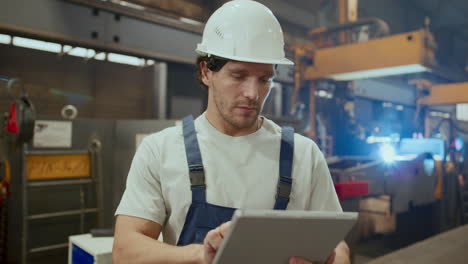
[{"left": 232, "top": 75, "right": 243, "bottom": 80}]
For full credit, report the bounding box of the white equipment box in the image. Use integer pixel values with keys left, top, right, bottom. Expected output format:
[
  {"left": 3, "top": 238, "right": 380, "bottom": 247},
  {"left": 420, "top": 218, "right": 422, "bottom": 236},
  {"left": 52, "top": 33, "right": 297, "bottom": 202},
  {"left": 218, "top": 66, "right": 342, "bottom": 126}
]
[{"left": 68, "top": 234, "right": 113, "bottom": 264}]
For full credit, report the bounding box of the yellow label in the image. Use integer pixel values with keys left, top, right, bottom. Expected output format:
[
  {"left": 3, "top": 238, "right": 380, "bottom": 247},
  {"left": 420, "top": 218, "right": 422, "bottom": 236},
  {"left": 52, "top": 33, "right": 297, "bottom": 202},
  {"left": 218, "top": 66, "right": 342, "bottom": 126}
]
[{"left": 27, "top": 154, "right": 90, "bottom": 180}]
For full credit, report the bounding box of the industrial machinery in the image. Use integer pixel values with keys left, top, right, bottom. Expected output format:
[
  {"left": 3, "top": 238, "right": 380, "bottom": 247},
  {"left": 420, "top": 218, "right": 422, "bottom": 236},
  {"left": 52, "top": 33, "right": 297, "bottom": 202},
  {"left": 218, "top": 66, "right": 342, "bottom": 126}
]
[
  {"left": 286, "top": 24, "right": 446, "bottom": 234},
  {"left": 2, "top": 105, "right": 176, "bottom": 263},
  {"left": 303, "top": 28, "right": 436, "bottom": 81},
  {"left": 290, "top": 6, "right": 444, "bottom": 241},
  {"left": 329, "top": 138, "right": 442, "bottom": 240},
  {"left": 330, "top": 139, "right": 443, "bottom": 209},
  {"left": 320, "top": 78, "right": 468, "bottom": 241},
  {"left": 291, "top": 15, "right": 436, "bottom": 140},
  {"left": 411, "top": 79, "right": 468, "bottom": 226}
]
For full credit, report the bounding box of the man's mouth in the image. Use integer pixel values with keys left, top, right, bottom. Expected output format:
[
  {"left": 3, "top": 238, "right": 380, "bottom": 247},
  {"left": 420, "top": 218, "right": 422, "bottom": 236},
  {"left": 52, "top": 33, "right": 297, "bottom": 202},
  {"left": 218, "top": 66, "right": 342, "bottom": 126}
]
[{"left": 235, "top": 106, "right": 257, "bottom": 113}]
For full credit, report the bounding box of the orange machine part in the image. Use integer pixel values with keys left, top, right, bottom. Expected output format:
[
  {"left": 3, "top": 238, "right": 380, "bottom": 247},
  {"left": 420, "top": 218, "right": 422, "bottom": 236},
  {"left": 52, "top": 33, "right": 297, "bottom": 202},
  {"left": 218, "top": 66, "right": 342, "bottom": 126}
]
[{"left": 26, "top": 154, "right": 90, "bottom": 180}]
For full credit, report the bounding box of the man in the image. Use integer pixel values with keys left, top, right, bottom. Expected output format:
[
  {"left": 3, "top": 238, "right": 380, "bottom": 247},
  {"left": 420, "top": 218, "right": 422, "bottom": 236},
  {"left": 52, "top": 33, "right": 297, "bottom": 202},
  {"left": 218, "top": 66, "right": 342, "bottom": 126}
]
[{"left": 113, "top": 0, "right": 350, "bottom": 263}]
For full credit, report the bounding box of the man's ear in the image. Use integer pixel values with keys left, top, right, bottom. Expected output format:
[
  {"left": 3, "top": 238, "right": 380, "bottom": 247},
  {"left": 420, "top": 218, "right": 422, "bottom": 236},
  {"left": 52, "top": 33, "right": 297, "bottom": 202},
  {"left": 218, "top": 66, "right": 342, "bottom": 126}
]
[{"left": 200, "top": 61, "right": 211, "bottom": 87}]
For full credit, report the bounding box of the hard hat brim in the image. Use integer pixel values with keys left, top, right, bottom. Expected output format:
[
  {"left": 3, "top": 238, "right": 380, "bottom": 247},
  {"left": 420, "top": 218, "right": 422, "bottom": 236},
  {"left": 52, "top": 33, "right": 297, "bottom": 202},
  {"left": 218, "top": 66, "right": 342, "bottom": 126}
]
[{"left": 196, "top": 49, "right": 294, "bottom": 66}]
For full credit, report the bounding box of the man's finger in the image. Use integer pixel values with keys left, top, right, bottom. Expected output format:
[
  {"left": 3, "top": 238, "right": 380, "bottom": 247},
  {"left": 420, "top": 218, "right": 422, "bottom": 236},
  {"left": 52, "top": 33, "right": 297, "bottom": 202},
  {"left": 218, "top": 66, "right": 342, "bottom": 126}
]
[
  {"left": 204, "top": 228, "right": 223, "bottom": 250},
  {"left": 218, "top": 221, "right": 231, "bottom": 237},
  {"left": 325, "top": 251, "right": 336, "bottom": 264}
]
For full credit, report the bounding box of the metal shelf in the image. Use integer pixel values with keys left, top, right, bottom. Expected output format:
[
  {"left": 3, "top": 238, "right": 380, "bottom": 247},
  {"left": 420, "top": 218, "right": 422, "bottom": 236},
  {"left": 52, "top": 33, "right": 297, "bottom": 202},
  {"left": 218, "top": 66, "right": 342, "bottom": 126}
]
[
  {"left": 21, "top": 144, "right": 104, "bottom": 264},
  {"left": 29, "top": 243, "right": 68, "bottom": 254},
  {"left": 27, "top": 208, "right": 98, "bottom": 220},
  {"left": 24, "top": 149, "right": 88, "bottom": 155},
  {"left": 28, "top": 178, "right": 94, "bottom": 187}
]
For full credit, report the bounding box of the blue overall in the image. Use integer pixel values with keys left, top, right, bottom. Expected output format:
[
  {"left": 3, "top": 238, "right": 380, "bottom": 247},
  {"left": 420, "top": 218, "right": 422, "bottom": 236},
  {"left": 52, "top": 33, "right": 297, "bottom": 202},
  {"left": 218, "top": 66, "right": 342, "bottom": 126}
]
[{"left": 176, "top": 115, "right": 295, "bottom": 246}]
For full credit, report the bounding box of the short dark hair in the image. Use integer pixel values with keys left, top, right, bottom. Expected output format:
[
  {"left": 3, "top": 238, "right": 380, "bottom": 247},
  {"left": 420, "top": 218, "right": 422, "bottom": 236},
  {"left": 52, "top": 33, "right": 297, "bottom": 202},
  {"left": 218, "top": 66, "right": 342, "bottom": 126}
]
[{"left": 195, "top": 55, "right": 229, "bottom": 89}]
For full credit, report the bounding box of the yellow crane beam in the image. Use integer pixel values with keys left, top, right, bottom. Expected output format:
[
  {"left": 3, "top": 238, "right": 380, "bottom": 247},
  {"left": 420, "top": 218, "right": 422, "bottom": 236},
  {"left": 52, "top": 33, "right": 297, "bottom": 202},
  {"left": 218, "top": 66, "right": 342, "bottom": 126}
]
[
  {"left": 419, "top": 82, "right": 468, "bottom": 105},
  {"left": 303, "top": 29, "right": 436, "bottom": 81}
]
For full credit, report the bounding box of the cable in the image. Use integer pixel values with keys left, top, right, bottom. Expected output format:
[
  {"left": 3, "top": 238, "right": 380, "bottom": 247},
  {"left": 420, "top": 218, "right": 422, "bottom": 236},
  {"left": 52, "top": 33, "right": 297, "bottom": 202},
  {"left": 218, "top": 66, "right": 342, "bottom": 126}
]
[{"left": 433, "top": 118, "right": 468, "bottom": 135}]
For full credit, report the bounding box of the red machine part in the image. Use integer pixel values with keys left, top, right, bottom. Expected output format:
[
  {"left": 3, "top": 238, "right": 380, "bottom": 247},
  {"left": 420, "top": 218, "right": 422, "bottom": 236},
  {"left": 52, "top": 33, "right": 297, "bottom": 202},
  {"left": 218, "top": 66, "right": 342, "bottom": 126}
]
[{"left": 334, "top": 181, "right": 369, "bottom": 200}]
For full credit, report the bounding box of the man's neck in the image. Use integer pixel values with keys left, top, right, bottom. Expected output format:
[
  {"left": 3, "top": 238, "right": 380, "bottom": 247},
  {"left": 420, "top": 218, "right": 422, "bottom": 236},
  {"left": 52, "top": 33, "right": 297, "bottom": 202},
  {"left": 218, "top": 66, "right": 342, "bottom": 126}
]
[{"left": 205, "top": 110, "right": 260, "bottom": 137}]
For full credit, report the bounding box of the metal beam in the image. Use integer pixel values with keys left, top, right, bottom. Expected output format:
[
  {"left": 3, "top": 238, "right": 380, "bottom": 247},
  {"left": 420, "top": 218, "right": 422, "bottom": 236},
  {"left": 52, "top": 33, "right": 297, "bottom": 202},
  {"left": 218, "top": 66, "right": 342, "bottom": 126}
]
[
  {"left": 303, "top": 29, "right": 436, "bottom": 80},
  {"left": 29, "top": 243, "right": 68, "bottom": 254},
  {"left": 27, "top": 208, "right": 98, "bottom": 220},
  {"left": 123, "top": 0, "right": 209, "bottom": 22},
  {"left": 64, "top": 0, "right": 204, "bottom": 33},
  {"left": 1, "top": 0, "right": 323, "bottom": 66},
  {"left": 421, "top": 82, "right": 468, "bottom": 105},
  {"left": 1, "top": 0, "right": 201, "bottom": 64},
  {"left": 354, "top": 79, "right": 416, "bottom": 105}
]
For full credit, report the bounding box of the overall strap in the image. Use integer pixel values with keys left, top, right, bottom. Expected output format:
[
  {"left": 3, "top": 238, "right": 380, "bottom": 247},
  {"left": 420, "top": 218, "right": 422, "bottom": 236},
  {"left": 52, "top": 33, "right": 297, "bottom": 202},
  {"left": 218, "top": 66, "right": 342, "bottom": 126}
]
[
  {"left": 274, "top": 126, "right": 294, "bottom": 210},
  {"left": 182, "top": 115, "right": 206, "bottom": 203}
]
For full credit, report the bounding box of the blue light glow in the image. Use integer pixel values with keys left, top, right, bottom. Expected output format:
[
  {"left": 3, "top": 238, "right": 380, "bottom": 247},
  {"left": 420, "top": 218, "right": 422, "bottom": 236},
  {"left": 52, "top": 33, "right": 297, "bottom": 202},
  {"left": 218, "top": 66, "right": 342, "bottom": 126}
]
[{"left": 380, "top": 144, "right": 396, "bottom": 163}]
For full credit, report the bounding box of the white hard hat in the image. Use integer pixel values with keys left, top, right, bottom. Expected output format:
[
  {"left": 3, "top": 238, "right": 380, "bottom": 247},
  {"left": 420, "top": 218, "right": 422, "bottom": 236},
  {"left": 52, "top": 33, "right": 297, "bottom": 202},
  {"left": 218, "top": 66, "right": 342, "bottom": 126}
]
[{"left": 196, "top": 0, "right": 294, "bottom": 65}]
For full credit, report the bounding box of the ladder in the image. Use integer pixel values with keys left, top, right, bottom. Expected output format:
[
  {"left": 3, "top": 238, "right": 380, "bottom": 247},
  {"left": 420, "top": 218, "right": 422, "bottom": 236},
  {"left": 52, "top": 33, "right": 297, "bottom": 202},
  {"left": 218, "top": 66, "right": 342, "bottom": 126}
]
[
  {"left": 21, "top": 145, "right": 103, "bottom": 264},
  {"left": 463, "top": 178, "right": 468, "bottom": 224}
]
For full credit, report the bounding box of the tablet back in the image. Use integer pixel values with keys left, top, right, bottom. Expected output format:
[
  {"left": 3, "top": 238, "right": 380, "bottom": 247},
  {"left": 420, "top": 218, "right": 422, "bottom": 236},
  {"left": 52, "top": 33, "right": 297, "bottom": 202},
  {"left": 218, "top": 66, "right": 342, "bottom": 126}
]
[{"left": 212, "top": 210, "right": 358, "bottom": 264}]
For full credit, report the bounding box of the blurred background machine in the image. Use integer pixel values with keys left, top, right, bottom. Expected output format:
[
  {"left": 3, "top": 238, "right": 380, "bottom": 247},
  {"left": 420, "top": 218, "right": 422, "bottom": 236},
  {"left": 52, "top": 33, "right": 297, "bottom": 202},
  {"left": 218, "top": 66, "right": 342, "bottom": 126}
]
[
  {"left": 288, "top": 0, "right": 468, "bottom": 251},
  {"left": 5, "top": 112, "right": 176, "bottom": 264},
  {"left": 0, "top": 77, "right": 177, "bottom": 263},
  {"left": 329, "top": 139, "right": 443, "bottom": 242}
]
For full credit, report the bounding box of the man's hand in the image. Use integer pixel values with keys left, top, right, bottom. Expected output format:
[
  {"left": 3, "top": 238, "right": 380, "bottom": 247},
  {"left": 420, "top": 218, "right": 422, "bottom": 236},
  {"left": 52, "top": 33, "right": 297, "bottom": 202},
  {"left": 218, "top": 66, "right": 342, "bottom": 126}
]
[
  {"left": 202, "top": 221, "right": 232, "bottom": 264},
  {"left": 289, "top": 250, "right": 336, "bottom": 264}
]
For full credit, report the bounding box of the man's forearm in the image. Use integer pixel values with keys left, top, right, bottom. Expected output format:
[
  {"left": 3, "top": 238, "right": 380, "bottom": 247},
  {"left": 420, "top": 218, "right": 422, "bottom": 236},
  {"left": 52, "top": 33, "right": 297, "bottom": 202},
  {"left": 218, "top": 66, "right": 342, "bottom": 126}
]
[
  {"left": 333, "top": 241, "right": 350, "bottom": 264},
  {"left": 113, "top": 231, "right": 203, "bottom": 264}
]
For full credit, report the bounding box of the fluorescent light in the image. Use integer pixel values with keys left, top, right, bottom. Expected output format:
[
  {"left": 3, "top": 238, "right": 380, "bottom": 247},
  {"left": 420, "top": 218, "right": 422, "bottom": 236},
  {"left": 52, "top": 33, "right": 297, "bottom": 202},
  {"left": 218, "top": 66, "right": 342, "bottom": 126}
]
[
  {"left": 62, "top": 45, "right": 96, "bottom": 58},
  {"left": 179, "top": 17, "right": 203, "bottom": 26},
  {"left": 328, "top": 64, "right": 430, "bottom": 81},
  {"left": 108, "top": 53, "right": 145, "bottom": 66},
  {"left": 9, "top": 35, "right": 149, "bottom": 66},
  {"left": 63, "top": 45, "right": 72, "bottom": 53},
  {"left": 113, "top": 0, "right": 145, "bottom": 10},
  {"left": 0, "top": 34, "right": 11, "bottom": 44},
  {"left": 95, "top": 53, "right": 106, "bottom": 61},
  {"left": 64, "top": 45, "right": 102, "bottom": 59},
  {"left": 13, "top": 36, "right": 61, "bottom": 53},
  {"left": 68, "top": 47, "right": 95, "bottom": 58}
]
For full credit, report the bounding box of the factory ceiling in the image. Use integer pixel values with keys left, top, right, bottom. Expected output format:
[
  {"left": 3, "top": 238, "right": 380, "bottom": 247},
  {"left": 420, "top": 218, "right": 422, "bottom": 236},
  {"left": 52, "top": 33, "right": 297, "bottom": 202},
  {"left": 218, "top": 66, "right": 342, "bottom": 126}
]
[
  {"left": 71, "top": 0, "right": 468, "bottom": 80},
  {"left": 409, "top": 0, "right": 468, "bottom": 80},
  {"left": 410, "top": 0, "right": 468, "bottom": 31}
]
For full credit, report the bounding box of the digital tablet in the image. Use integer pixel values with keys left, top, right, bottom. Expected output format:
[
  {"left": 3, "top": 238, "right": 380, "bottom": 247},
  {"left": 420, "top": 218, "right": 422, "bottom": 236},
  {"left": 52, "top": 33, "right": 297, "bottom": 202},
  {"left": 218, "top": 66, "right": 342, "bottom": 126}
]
[{"left": 212, "top": 210, "right": 358, "bottom": 264}]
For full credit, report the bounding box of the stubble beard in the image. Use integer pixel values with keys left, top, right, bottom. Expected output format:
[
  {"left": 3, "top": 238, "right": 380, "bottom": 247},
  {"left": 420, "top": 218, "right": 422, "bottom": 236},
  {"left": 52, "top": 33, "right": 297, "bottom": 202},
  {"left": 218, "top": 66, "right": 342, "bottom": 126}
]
[{"left": 213, "top": 87, "right": 259, "bottom": 130}]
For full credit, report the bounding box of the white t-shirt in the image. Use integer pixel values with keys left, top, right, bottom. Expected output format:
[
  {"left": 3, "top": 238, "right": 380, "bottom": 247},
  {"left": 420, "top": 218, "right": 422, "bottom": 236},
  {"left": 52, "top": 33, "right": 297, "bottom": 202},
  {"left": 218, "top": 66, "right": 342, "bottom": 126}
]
[{"left": 115, "top": 113, "right": 342, "bottom": 245}]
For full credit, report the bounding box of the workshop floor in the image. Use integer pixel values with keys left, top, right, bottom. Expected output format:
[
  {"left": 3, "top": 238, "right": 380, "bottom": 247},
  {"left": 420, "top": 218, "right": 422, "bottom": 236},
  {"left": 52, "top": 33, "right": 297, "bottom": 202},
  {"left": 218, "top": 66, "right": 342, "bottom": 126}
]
[
  {"left": 354, "top": 254, "right": 374, "bottom": 264},
  {"left": 348, "top": 202, "right": 446, "bottom": 264},
  {"left": 351, "top": 234, "right": 397, "bottom": 264}
]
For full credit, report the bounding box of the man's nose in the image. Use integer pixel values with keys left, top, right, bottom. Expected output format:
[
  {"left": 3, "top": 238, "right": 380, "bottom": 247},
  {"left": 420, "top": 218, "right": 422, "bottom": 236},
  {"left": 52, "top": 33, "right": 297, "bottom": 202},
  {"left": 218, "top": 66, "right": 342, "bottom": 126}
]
[{"left": 241, "top": 79, "right": 259, "bottom": 101}]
